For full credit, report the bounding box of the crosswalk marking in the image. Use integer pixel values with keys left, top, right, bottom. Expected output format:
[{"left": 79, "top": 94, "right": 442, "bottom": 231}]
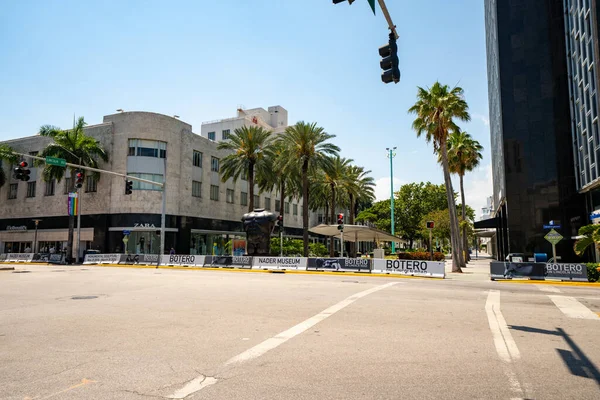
[
  {"left": 548, "top": 295, "right": 600, "bottom": 320},
  {"left": 535, "top": 285, "right": 561, "bottom": 293}
]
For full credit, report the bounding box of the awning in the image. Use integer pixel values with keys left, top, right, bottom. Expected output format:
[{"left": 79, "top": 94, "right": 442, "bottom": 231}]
[
  {"left": 474, "top": 217, "right": 498, "bottom": 229},
  {"left": 308, "top": 224, "right": 403, "bottom": 243}
]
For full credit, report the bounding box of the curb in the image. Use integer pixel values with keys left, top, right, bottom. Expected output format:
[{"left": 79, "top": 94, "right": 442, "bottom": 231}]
[{"left": 495, "top": 279, "right": 600, "bottom": 288}]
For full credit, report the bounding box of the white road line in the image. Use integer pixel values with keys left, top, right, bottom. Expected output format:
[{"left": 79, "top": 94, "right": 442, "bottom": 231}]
[
  {"left": 535, "top": 285, "right": 561, "bottom": 293},
  {"left": 168, "top": 281, "right": 400, "bottom": 399},
  {"left": 548, "top": 295, "right": 600, "bottom": 320}
]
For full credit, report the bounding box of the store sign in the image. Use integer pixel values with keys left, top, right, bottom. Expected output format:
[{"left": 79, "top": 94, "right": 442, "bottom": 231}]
[
  {"left": 252, "top": 257, "right": 308, "bottom": 270},
  {"left": 6, "top": 225, "right": 27, "bottom": 231},
  {"left": 306, "top": 257, "right": 372, "bottom": 272},
  {"left": 160, "top": 254, "right": 205, "bottom": 267},
  {"left": 133, "top": 223, "right": 156, "bottom": 229},
  {"left": 372, "top": 259, "right": 445, "bottom": 278}
]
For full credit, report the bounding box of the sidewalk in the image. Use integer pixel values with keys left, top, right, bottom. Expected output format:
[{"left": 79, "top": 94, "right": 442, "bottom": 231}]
[{"left": 445, "top": 254, "right": 493, "bottom": 281}]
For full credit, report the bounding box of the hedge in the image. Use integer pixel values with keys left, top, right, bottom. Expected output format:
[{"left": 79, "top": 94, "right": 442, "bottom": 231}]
[
  {"left": 585, "top": 263, "right": 600, "bottom": 282},
  {"left": 397, "top": 252, "right": 445, "bottom": 262}
]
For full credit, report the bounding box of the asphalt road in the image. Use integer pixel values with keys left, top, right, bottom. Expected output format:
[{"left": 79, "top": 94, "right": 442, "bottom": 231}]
[{"left": 1, "top": 265, "right": 599, "bottom": 399}]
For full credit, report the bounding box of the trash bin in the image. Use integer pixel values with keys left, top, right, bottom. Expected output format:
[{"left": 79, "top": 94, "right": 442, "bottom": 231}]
[{"left": 534, "top": 253, "right": 548, "bottom": 263}]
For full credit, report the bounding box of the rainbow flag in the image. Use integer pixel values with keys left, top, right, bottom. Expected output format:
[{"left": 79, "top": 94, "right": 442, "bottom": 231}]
[{"left": 68, "top": 192, "right": 78, "bottom": 216}]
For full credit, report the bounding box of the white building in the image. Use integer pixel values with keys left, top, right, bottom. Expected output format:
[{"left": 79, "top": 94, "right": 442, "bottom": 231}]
[{"left": 0, "top": 107, "right": 320, "bottom": 257}]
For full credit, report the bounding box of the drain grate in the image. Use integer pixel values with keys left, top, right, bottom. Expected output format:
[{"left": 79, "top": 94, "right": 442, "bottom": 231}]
[
  {"left": 12, "top": 271, "right": 31, "bottom": 274},
  {"left": 71, "top": 295, "right": 98, "bottom": 300}
]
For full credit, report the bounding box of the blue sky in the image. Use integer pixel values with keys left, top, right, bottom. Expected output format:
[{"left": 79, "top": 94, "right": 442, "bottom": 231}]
[{"left": 0, "top": 0, "right": 491, "bottom": 216}]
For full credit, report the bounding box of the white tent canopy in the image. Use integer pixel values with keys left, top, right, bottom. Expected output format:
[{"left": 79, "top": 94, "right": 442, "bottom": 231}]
[{"left": 308, "top": 224, "right": 403, "bottom": 243}]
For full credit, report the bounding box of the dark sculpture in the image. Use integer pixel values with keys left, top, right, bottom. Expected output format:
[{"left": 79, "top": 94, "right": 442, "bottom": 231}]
[{"left": 242, "top": 208, "right": 277, "bottom": 256}]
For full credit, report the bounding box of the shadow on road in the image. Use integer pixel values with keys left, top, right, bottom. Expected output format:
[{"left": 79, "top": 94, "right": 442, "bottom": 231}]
[{"left": 509, "top": 325, "right": 600, "bottom": 388}]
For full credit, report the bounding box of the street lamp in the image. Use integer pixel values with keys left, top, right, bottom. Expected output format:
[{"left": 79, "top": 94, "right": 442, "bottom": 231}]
[
  {"left": 116, "top": 109, "right": 124, "bottom": 113},
  {"left": 386, "top": 147, "right": 397, "bottom": 254},
  {"left": 32, "top": 219, "right": 42, "bottom": 253}
]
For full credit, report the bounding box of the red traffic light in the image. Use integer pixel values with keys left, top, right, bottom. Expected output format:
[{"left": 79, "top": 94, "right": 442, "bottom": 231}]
[
  {"left": 76, "top": 172, "right": 83, "bottom": 179},
  {"left": 426, "top": 221, "right": 435, "bottom": 229},
  {"left": 337, "top": 213, "right": 344, "bottom": 224},
  {"left": 277, "top": 215, "right": 283, "bottom": 221},
  {"left": 19, "top": 161, "right": 28, "bottom": 168}
]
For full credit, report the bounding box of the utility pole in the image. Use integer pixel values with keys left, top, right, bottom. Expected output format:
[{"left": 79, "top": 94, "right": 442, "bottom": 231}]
[
  {"left": 386, "top": 147, "right": 397, "bottom": 253},
  {"left": 160, "top": 157, "right": 167, "bottom": 256},
  {"left": 32, "top": 219, "right": 42, "bottom": 253}
]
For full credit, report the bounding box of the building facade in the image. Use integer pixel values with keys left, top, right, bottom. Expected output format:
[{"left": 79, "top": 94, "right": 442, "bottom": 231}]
[
  {"left": 0, "top": 108, "right": 321, "bottom": 257},
  {"left": 484, "top": 0, "right": 587, "bottom": 261}
]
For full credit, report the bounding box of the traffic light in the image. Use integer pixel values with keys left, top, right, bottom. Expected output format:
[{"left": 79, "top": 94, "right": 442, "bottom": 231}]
[
  {"left": 125, "top": 180, "right": 133, "bottom": 195},
  {"left": 74, "top": 170, "right": 84, "bottom": 189},
  {"left": 277, "top": 215, "right": 284, "bottom": 228},
  {"left": 379, "top": 32, "right": 400, "bottom": 84},
  {"left": 13, "top": 161, "right": 30, "bottom": 181},
  {"left": 337, "top": 213, "right": 344, "bottom": 230},
  {"left": 426, "top": 221, "right": 435, "bottom": 229}
]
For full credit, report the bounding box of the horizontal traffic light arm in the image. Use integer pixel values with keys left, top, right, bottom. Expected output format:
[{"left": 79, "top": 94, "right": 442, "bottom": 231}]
[{"left": 10, "top": 151, "right": 164, "bottom": 188}]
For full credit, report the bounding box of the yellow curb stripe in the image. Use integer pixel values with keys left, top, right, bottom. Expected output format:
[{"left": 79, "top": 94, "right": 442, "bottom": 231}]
[{"left": 496, "top": 280, "right": 600, "bottom": 288}]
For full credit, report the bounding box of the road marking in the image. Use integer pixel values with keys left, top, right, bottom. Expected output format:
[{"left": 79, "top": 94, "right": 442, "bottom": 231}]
[
  {"left": 26, "top": 378, "right": 97, "bottom": 400},
  {"left": 485, "top": 290, "right": 521, "bottom": 363},
  {"left": 548, "top": 295, "right": 600, "bottom": 320},
  {"left": 167, "top": 281, "right": 400, "bottom": 399},
  {"left": 535, "top": 284, "right": 561, "bottom": 293}
]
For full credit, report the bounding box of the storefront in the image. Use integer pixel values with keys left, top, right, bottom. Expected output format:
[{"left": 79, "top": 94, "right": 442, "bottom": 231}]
[
  {"left": 108, "top": 225, "right": 178, "bottom": 254},
  {"left": 189, "top": 229, "right": 246, "bottom": 256},
  {"left": 0, "top": 225, "right": 94, "bottom": 256}
]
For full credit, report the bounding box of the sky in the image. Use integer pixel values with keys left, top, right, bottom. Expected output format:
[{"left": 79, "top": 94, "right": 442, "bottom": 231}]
[{"left": 0, "top": 0, "right": 492, "bottom": 218}]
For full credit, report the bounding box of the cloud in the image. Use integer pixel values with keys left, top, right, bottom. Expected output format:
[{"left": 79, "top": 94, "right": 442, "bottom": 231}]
[
  {"left": 457, "top": 163, "right": 493, "bottom": 220},
  {"left": 374, "top": 177, "right": 404, "bottom": 202},
  {"left": 473, "top": 113, "right": 490, "bottom": 127}
]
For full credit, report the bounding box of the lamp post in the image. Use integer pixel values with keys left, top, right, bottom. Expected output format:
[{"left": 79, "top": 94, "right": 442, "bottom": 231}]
[
  {"left": 32, "top": 219, "right": 42, "bottom": 253},
  {"left": 386, "top": 147, "right": 397, "bottom": 254}
]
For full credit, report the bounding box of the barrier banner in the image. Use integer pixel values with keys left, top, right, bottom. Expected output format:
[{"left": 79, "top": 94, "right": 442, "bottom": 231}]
[
  {"left": 160, "top": 254, "right": 205, "bottom": 267},
  {"left": 252, "top": 256, "right": 308, "bottom": 270},
  {"left": 32, "top": 253, "right": 49, "bottom": 262},
  {"left": 49, "top": 254, "right": 65, "bottom": 264},
  {"left": 545, "top": 263, "right": 588, "bottom": 281},
  {"left": 204, "top": 256, "right": 253, "bottom": 269},
  {"left": 306, "top": 258, "right": 372, "bottom": 272},
  {"left": 83, "top": 254, "right": 121, "bottom": 264},
  {"left": 5, "top": 253, "right": 34, "bottom": 263},
  {"left": 490, "top": 262, "right": 546, "bottom": 280},
  {"left": 372, "top": 259, "right": 445, "bottom": 278},
  {"left": 119, "top": 254, "right": 160, "bottom": 265},
  {"left": 0, "top": 254, "right": 7, "bottom": 262}
]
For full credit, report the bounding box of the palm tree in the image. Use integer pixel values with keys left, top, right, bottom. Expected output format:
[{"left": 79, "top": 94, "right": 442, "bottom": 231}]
[
  {"left": 574, "top": 224, "right": 600, "bottom": 256},
  {"left": 0, "top": 144, "right": 18, "bottom": 189},
  {"left": 217, "top": 125, "right": 274, "bottom": 213},
  {"left": 345, "top": 165, "right": 376, "bottom": 257},
  {"left": 408, "top": 82, "right": 471, "bottom": 272},
  {"left": 446, "top": 130, "right": 483, "bottom": 263},
  {"left": 280, "top": 122, "right": 340, "bottom": 256},
  {"left": 38, "top": 117, "right": 109, "bottom": 263}
]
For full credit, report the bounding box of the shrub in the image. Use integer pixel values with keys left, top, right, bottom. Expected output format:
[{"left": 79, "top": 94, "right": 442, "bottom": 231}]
[
  {"left": 586, "top": 263, "right": 600, "bottom": 282},
  {"left": 397, "top": 252, "right": 444, "bottom": 261}
]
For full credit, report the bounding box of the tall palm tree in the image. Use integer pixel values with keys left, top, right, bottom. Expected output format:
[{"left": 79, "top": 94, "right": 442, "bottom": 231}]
[
  {"left": 280, "top": 122, "right": 340, "bottom": 256},
  {"left": 38, "top": 117, "right": 109, "bottom": 263},
  {"left": 345, "top": 165, "right": 376, "bottom": 257},
  {"left": 218, "top": 125, "right": 274, "bottom": 213},
  {"left": 408, "top": 82, "right": 471, "bottom": 272},
  {"left": 447, "top": 130, "right": 483, "bottom": 263},
  {"left": 0, "top": 144, "right": 18, "bottom": 189}
]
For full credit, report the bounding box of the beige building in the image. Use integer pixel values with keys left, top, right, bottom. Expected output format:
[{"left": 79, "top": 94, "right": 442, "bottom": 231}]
[{"left": 0, "top": 107, "right": 321, "bottom": 256}]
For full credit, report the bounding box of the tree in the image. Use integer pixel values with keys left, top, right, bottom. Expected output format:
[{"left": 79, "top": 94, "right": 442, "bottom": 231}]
[
  {"left": 0, "top": 144, "right": 18, "bottom": 188},
  {"left": 344, "top": 165, "right": 375, "bottom": 257},
  {"left": 409, "top": 82, "right": 471, "bottom": 272},
  {"left": 447, "top": 130, "right": 483, "bottom": 262},
  {"left": 218, "top": 125, "right": 274, "bottom": 213},
  {"left": 280, "top": 122, "right": 340, "bottom": 256},
  {"left": 38, "top": 117, "right": 109, "bottom": 262},
  {"left": 574, "top": 224, "right": 600, "bottom": 257},
  {"left": 394, "top": 182, "right": 447, "bottom": 248}
]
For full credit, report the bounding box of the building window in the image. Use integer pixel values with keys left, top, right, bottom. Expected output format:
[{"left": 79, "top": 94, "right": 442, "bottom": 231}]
[
  {"left": 128, "top": 139, "right": 167, "bottom": 158},
  {"left": 211, "top": 157, "right": 219, "bottom": 172},
  {"left": 265, "top": 197, "right": 271, "bottom": 210},
  {"left": 128, "top": 173, "right": 163, "bottom": 190},
  {"left": 85, "top": 176, "right": 97, "bottom": 192},
  {"left": 26, "top": 181, "right": 36, "bottom": 198},
  {"left": 275, "top": 200, "right": 281, "bottom": 213},
  {"left": 285, "top": 202, "right": 290, "bottom": 214},
  {"left": 210, "top": 185, "right": 219, "bottom": 201},
  {"left": 241, "top": 171, "right": 247, "bottom": 181},
  {"left": 208, "top": 131, "right": 216, "bottom": 141},
  {"left": 227, "top": 189, "right": 234, "bottom": 203},
  {"left": 193, "top": 151, "right": 203, "bottom": 168},
  {"left": 192, "top": 181, "right": 202, "bottom": 197},
  {"left": 293, "top": 203, "right": 298, "bottom": 215},
  {"left": 8, "top": 183, "right": 17, "bottom": 200},
  {"left": 222, "top": 129, "right": 230, "bottom": 140},
  {"left": 64, "top": 178, "right": 71, "bottom": 194},
  {"left": 318, "top": 214, "right": 323, "bottom": 223},
  {"left": 45, "top": 179, "right": 55, "bottom": 196},
  {"left": 241, "top": 192, "right": 248, "bottom": 206},
  {"left": 254, "top": 195, "right": 260, "bottom": 208}
]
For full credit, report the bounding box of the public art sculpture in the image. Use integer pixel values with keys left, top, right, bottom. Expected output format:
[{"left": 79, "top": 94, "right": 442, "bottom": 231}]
[{"left": 242, "top": 208, "right": 276, "bottom": 256}]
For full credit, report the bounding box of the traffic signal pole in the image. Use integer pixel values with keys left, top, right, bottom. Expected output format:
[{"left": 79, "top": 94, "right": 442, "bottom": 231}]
[{"left": 377, "top": 0, "right": 399, "bottom": 39}]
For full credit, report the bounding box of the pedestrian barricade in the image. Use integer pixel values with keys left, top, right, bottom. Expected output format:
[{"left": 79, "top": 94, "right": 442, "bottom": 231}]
[
  {"left": 160, "top": 255, "right": 205, "bottom": 267},
  {"left": 252, "top": 257, "right": 308, "bottom": 271},
  {"left": 490, "top": 261, "right": 589, "bottom": 282},
  {"left": 372, "top": 259, "right": 446, "bottom": 278},
  {"left": 83, "top": 254, "right": 121, "bottom": 264}
]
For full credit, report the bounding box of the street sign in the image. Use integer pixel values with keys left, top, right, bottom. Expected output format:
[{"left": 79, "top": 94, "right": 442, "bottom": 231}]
[
  {"left": 367, "top": 0, "right": 376, "bottom": 15},
  {"left": 543, "top": 225, "right": 561, "bottom": 230},
  {"left": 123, "top": 230, "right": 131, "bottom": 235},
  {"left": 46, "top": 156, "right": 66, "bottom": 167},
  {"left": 544, "top": 229, "right": 563, "bottom": 245}
]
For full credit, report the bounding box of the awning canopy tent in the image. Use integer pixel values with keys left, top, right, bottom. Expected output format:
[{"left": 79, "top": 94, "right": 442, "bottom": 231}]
[{"left": 308, "top": 224, "right": 403, "bottom": 243}]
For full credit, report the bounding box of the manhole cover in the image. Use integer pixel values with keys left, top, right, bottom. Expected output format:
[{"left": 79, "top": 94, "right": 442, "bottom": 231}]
[
  {"left": 71, "top": 296, "right": 98, "bottom": 300},
  {"left": 12, "top": 271, "right": 31, "bottom": 274}
]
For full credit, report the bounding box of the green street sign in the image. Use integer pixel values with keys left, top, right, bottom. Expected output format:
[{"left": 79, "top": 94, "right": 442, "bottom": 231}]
[
  {"left": 46, "top": 156, "right": 66, "bottom": 167},
  {"left": 368, "top": 0, "right": 376, "bottom": 15},
  {"left": 544, "top": 229, "right": 563, "bottom": 245}
]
